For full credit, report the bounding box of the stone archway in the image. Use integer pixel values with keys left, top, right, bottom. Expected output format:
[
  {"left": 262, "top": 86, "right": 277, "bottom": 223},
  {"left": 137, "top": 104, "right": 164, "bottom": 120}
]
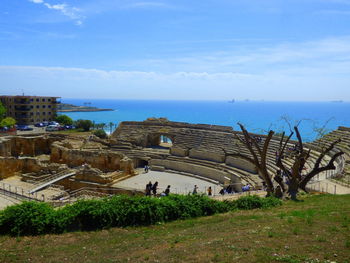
[{"left": 146, "top": 133, "right": 175, "bottom": 149}]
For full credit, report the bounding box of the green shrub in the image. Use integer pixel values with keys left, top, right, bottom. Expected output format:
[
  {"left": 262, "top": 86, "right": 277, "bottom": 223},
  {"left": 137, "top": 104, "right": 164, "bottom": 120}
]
[
  {"left": 55, "top": 115, "right": 73, "bottom": 126},
  {"left": 234, "top": 195, "right": 282, "bottom": 210},
  {"left": 0, "top": 202, "right": 55, "bottom": 236},
  {"left": 74, "top": 119, "right": 93, "bottom": 131},
  {"left": 0, "top": 117, "right": 16, "bottom": 128},
  {"left": 0, "top": 195, "right": 282, "bottom": 236},
  {"left": 93, "top": 129, "right": 107, "bottom": 139}
]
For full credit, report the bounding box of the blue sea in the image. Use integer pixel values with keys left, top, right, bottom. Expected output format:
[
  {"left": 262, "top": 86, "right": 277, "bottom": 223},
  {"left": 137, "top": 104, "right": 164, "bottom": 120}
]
[{"left": 60, "top": 99, "right": 350, "bottom": 142}]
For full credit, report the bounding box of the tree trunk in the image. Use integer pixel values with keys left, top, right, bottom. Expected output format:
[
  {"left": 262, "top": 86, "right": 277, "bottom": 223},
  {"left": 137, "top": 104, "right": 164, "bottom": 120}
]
[{"left": 288, "top": 179, "right": 299, "bottom": 201}]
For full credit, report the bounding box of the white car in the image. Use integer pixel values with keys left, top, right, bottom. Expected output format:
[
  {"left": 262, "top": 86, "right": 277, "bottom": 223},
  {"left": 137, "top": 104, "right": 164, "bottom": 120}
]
[{"left": 46, "top": 125, "right": 60, "bottom": 131}]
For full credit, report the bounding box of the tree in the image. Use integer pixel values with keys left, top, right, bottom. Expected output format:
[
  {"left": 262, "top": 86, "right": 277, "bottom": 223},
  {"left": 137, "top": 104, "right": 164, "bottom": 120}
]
[
  {"left": 75, "top": 119, "right": 93, "bottom": 131},
  {"left": 55, "top": 115, "right": 73, "bottom": 125},
  {"left": 0, "top": 117, "right": 16, "bottom": 128},
  {"left": 0, "top": 102, "right": 6, "bottom": 120},
  {"left": 223, "top": 123, "right": 344, "bottom": 200},
  {"left": 93, "top": 129, "right": 107, "bottom": 139},
  {"left": 276, "top": 126, "right": 344, "bottom": 200},
  {"left": 108, "top": 122, "right": 114, "bottom": 134}
]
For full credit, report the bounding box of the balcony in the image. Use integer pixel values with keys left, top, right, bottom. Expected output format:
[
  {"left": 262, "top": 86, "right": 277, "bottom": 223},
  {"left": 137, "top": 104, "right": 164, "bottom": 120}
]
[
  {"left": 14, "top": 106, "right": 31, "bottom": 111},
  {"left": 14, "top": 101, "right": 30, "bottom": 105}
]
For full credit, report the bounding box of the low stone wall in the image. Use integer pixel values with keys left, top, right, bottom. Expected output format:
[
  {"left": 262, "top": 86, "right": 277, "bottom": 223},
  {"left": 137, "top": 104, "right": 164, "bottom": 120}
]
[
  {"left": 170, "top": 147, "right": 188, "bottom": 157},
  {"left": 189, "top": 149, "right": 225, "bottom": 163},
  {"left": 57, "top": 178, "right": 143, "bottom": 196},
  {"left": 150, "top": 158, "right": 234, "bottom": 184},
  {"left": 225, "top": 156, "right": 257, "bottom": 174}
]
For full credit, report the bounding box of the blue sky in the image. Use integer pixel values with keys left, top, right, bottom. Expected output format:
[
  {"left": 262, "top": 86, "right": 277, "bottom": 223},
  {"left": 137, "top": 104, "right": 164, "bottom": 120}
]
[{"left": 1, "top": 0, "right": 350, "bottom": 100}]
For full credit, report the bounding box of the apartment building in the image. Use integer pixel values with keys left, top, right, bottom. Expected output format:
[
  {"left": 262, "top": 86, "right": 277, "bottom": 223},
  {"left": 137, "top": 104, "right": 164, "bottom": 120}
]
[{"left": 0, "top": 95, "right": 61, "bottom": 125}]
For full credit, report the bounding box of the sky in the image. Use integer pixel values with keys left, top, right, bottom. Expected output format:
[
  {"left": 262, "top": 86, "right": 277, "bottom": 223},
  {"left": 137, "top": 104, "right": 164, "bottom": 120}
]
[{"left": 0, "top": 0, "right": 350, "bottom": 101}]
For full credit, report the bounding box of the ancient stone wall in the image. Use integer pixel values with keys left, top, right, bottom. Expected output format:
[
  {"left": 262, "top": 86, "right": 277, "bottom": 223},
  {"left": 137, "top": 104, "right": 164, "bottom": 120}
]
[
  {"left": 50, "top": 141, "right": 133, "bottom": 173},
  {"left": 0, "top": 135, "right": 60, "bottom": 157},
  {"left": 0, "top": 157, "right": 42, "bottom": 179}
]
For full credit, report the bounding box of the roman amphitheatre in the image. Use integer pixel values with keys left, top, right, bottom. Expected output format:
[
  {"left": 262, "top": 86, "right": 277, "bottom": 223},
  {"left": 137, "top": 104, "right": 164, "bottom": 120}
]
[{"left": 0, "top": 118, "right": 350, "bottom": 208}]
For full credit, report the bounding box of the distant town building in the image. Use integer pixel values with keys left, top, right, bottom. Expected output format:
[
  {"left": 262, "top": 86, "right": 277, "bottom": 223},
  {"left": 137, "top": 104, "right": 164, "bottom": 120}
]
[{"left": 0, "top": 95, "right": 61, "bottom": 124}]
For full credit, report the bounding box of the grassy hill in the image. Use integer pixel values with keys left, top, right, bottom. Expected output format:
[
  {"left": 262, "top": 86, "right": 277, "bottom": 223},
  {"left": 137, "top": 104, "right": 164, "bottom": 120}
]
[{"left": 0, "top": 194, "right": 349, "bottom": 263}]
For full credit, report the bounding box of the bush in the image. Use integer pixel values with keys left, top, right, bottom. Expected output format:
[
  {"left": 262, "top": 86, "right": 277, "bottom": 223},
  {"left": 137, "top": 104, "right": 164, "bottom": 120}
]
[
  {"left": 93, "top": 129, "right": 107, "bottom": 139},
  {"left": 234, "top": 195, "right": 282, "bottom": 210},
  {"left": 0, "top": 202, "right": 55, "bottom": 236},
  {"left": 74, "top": 119, "right": 93, "bottom": 131},
  {"left": 0, "top": 117, "right": 16, "bottom": 128},
  {"left": 55, "top": 115, "right": 73, "bottom": 125},
  {"left": 0, "top": 195, "right": 282, "bottom": 236}
]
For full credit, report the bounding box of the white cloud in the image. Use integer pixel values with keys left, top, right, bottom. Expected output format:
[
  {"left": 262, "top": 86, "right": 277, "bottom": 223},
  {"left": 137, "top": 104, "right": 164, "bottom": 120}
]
[
  {"left": 28, "top": 0, "right": 84, "bottom": 25},
  {"left": 0, "top": 64, "right": 348, "bottom": 101},
  {"left": 1, "top": 36, "right": 350, "bottom": 101},
  {"left": 29, "top": 0, "right": 44, "bottom": 3}
]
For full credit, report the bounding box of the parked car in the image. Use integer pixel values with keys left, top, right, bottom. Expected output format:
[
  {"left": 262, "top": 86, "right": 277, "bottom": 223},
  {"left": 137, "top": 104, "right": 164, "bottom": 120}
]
[
  {"left": 42, "top": 121, "right": 49, "bottom": 126},
  {"left": 17, "top": 125, "right": 33, "bottom": 131},
  {"left": 48, "top": 121, "right": 59, "bottom": 126},
  {"left": 64, "top": 125, "right": 75, "bottom": 130},
  {"left": 46, "top": 125, "right": 60, "bottom": 131},
  {"left": 34, "top": 122, "right": 44, "bottom": 127}
]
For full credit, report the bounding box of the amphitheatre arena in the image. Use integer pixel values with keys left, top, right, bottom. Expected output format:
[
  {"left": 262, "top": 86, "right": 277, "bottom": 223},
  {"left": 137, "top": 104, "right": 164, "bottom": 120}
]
[{"left": 0, "top": 118, "right": 349, "bottom": 208}]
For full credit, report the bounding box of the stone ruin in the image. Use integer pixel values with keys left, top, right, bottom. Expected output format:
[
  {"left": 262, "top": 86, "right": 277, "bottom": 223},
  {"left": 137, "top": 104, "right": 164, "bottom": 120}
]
[
  {"left": 0, "top": 133, "right": 138, "bottom": 203},
  {"left": 0, "top": 118, "right": 347, "bottom": 205}
]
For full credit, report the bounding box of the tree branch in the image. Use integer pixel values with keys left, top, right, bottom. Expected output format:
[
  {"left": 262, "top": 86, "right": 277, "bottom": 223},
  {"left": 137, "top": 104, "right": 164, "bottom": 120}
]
[
  {"left": 300, "top": 151, "right": 344, "bottom": 189},
  {"left": 294, "top": 126, "right": 303, "bottom": 153}
]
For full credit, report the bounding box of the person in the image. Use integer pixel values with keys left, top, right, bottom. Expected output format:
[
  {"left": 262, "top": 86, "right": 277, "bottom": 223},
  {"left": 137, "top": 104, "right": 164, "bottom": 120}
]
[
  {"left": 144, "top": 165, "right": 149, "bottom": 173},
  {"left": 152, "top": 181, "right": 158, "bottom": 196},
  {"left": 219, "top": 187, "right": 225, "bottom": 195},
  {"left": 207, "top": 186, "right": 212, "bottom": 196},
  {"left": 145, "top": 181, "right": 152, "bottom": 196},
  {"left": 164, "top": 185, "right": 171, "bottom": 196},
  {"left": 192, "top": 185, "right": 198, "bottom": 195}
]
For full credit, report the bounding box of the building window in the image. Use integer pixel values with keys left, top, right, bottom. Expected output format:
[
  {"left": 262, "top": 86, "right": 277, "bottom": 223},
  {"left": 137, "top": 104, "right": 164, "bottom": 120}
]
[
  {"left": 36, "top": 98, "right": 39, "bottom": 102},
  {"left": 42, "top": 105, "right": 46, "bottom": 108},
  {"left": 36, "top": 112, "right": 40, "bottom": 115},
  {"left": 48, "top": 112, "right": 51, "bottom": 115},
  {"left": 42, "top": 98, "right": 46, "bottom": 102},
  {"left": 36, "top": 105, "right": 39, "bottom": 109},
  {"left": 48, "top": 99, "right": 51, "bottom": 102},
  {"left": 30, "top": 112, "right": 33, "bottom": 116},
  {"left": 30, "top": 105, "right": 33, "bottom": 109},
  {"left": 43, "top": 112, "right": 46, "bottom": 115},
  {"left": 48, "top": 105, "right": 51, "bottom": 108},
  {"left": 30, "top": 99, "right": 34, "bottom": 102}
]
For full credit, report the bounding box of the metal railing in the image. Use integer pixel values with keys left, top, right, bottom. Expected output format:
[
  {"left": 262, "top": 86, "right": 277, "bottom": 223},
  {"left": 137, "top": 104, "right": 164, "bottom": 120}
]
[{"left": 0, "top": 182, "right": 45, "bottom": 202}]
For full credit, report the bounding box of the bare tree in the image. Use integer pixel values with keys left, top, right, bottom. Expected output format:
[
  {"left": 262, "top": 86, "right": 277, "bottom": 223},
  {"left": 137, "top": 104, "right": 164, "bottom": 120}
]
[
  {"left": 223, "top": 123, "right": 276, "bottom": 196},
  {"left": 277, "top": 127, "right": 344, "bottom": 198},
  {"left": 223, "top": 123, "right": 344, "bottom": 200}
]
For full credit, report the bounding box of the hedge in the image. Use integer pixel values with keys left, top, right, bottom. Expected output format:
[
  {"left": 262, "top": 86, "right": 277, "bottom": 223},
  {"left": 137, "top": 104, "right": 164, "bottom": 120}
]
[{"left": 0, "top": 195, "right": 281, "bottom": 236}]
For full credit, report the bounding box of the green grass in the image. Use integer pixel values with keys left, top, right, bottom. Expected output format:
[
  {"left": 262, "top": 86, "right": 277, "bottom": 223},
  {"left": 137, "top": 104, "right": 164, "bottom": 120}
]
[{"left": 0, "top": 194, "right": 349, "bottom": 263}]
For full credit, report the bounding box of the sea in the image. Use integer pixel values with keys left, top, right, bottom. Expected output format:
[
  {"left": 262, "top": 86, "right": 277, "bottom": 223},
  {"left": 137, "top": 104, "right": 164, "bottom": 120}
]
[{"left": 60, "top": 99, "right": 350, "bottom": 142}]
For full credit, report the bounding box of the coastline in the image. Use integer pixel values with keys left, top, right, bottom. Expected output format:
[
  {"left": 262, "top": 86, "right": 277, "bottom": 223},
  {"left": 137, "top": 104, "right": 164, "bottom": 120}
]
[{"left": 58, "top": 109, "right": 114, "bottom": 112}]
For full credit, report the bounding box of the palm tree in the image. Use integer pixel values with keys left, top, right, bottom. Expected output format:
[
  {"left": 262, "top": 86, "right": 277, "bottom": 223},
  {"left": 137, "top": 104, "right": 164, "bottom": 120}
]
[{"left": 108, "top": 122, "right": 114, "bottom": 134}]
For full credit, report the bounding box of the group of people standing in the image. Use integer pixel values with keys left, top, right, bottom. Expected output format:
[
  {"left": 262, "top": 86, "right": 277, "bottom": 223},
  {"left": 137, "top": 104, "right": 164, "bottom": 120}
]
[
  {"left": 145, "top": 181, "right": 171, "bottom": 197},
  {"left": 192, "top": 185, "right": 213, "bottom": 196}
]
